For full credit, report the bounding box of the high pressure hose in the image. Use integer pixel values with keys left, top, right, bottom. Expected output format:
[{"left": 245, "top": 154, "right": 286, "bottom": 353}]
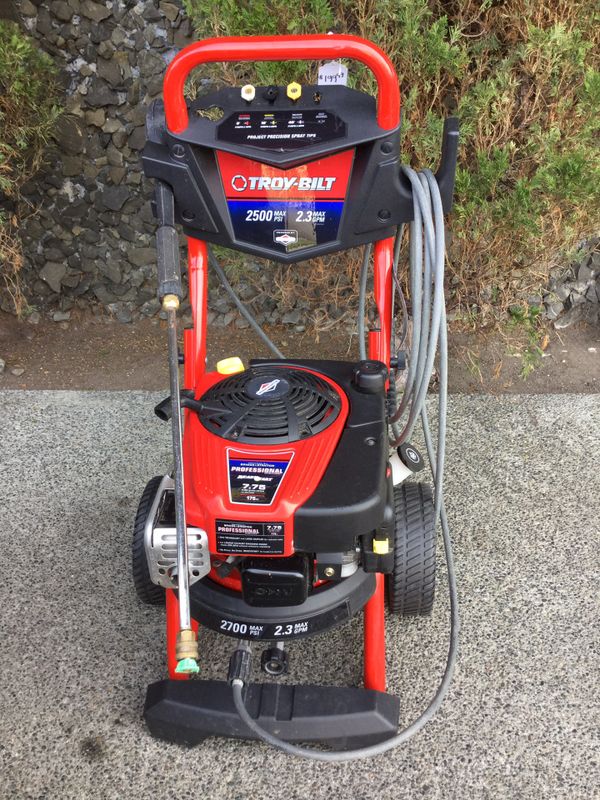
[
  {"left": 214, "top": 168, "right": 459, "bottom": 761},
  {"left": 207, "top": 247, "right": 285, "bottom": 359}
]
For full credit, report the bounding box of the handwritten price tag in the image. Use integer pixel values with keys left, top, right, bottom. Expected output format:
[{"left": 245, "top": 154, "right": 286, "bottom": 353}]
[{"left": 317, "top": 61, "right": 348, "bottom": 86}]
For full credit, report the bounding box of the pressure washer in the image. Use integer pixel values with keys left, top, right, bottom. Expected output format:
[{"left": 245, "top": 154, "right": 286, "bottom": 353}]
[{"left": 134, "top": 34, "right": 459, "bottom": 761}]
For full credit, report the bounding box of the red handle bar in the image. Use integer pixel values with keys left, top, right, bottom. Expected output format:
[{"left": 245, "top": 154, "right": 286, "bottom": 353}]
[{"left": 163, "top": 34, "right": 400, "bottom": 134}]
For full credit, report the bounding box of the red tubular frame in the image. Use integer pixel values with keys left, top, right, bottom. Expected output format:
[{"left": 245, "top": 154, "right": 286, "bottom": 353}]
[
  {"left": 185, "top": 238, "right": 209, "bottom": 389},
  {"left": 163, "top": 35, "right": 400, "bottom": 133},
  {"left": 363, "top": 236, "right": 395, "bottom": 692},
  {"left": 165, "top": 35, "right": 399, "bottom": 692}
]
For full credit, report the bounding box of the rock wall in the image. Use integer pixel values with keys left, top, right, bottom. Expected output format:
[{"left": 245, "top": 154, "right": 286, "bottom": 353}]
[
  {"left": 12, "top": 0, "right": 195, "bottom": 321},
  {"left": 543, "top": 238, "right": 600, "bottom": 330}
]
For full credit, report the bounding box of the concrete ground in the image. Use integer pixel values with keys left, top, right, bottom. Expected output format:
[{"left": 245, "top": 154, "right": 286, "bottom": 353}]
[{"left": 0, "top": 391, "right": 598, "bottom": 800}]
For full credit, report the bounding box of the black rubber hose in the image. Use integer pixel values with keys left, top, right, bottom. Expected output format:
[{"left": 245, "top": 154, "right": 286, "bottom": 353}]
[{"left": 207, "top": 247, "right": 285, "bottom": 359}]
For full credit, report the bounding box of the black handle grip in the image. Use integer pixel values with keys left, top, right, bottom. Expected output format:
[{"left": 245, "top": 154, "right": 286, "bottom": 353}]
[
  {"left": 435, "top": 116, "right": 459, "bottom": 213},
  {"left": 154, "top": 181, "right": 182, "bottom": 300},
  {"left": 156, "top": 226, "right": 181, "bottom": 299},
  {"left": 155, "top": 180, "right": 175, "bottom": 227}
]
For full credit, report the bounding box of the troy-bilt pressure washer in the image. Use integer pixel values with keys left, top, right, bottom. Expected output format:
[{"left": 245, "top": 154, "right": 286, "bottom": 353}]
[{"left": 134, "top": 34, "right": 459, "bottom": 761}]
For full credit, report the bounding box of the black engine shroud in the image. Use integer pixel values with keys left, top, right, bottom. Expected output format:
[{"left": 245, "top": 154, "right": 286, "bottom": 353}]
[{"left": 248, "top": 359, "right": 393, "bottom": 554}]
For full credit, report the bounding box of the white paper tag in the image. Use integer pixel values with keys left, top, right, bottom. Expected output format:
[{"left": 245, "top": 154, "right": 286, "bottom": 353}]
[{"left": 317, "top": 61, "right": 348, "bottom": 87}]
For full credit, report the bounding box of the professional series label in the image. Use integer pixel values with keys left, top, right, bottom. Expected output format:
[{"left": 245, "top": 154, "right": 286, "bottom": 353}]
[
  {"left": 228, "top": 457, "right": 290, "bottom": 505},
  {"left": 216, "top": 519, "right": 285, "bottom": 555}
]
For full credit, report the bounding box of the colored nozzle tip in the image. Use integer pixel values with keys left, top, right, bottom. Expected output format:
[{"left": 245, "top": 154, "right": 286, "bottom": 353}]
[
  {"left": 175, "top": 657, "right": 200, "bottom": 675},
  {"left": 286, "top": 82, "right": 302, "bottom": 101},
  {"left": 241, "top": 84, "right": 255, "bottom": 102}
]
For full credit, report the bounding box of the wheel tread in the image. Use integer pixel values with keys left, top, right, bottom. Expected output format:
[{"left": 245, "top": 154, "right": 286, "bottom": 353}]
[
  {"left": 387, "top": 482, "right": 436, "bottom": 616},
  {"left": 132, "top": 475, "right": 165, "bottom": 606}
]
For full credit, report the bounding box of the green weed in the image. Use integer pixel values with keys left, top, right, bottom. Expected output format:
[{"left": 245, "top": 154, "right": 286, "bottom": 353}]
[
  {"left": 0, "top": 21, "right": 63, "bottom": 314},
  {"left": 508, "top": 303, "right": 545, "bottom": 377}
]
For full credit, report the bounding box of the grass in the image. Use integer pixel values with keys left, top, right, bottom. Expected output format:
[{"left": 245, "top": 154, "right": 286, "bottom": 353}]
[
  {"left": 0, "top": 21, "right": 63, "bottom": 315},
  {"left": 507, "top": 303, "right": 547, "bottom": 377},
  {"left": 464, "top": 347, "right": 483, "bottom": 384},
  {"left": 183, "top": 0, "right": 600, "bottom": 341}
]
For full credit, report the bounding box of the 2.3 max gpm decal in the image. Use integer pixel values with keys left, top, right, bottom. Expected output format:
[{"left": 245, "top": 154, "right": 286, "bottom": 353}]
[{"left": 217, "top": 150, "right": 354, "bottom": 254}]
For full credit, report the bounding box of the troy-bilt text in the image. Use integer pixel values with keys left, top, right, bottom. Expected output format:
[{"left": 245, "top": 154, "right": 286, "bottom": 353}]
[{"left": 232, "top": 175, "right": 337, "bottom": 192}]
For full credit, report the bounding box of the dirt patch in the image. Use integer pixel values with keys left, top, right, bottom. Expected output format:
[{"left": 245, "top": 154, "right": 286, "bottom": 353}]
[
  {"left": 0, "top": 309, "right": 598, "bottom": 392},
  {"left": 448, "top": 324, "right": 600, "bottom": 393}
]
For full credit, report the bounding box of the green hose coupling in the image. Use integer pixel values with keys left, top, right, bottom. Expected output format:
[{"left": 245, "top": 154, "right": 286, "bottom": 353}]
[{"left": 175, "top": 657, "right": 200, "bottom": 675}]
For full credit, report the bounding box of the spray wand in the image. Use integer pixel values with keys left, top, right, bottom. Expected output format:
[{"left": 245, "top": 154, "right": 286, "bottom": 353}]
[{"left": 155, "top": 181, "right": 199, "bottom": 675}]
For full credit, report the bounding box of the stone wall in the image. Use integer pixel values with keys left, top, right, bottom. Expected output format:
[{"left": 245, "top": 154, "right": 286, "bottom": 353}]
[
  {"left": 12, "top": 0, "right": 195, "bottom": 321},
  {"left": 542, "top": 238, "right": 600, "bottom": 330}
]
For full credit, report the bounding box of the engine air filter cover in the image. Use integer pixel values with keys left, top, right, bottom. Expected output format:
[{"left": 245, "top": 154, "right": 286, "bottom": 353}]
[{"left": 198, "top": 366, "right": 342, "bottom": 444}]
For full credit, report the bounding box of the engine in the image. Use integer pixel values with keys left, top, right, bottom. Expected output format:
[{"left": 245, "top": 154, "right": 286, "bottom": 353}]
[{"left": 167, "top": 358, "right": 396, "bottom": 639}]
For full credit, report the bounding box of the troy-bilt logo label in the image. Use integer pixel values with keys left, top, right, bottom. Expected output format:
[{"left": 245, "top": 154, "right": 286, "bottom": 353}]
[
  {"left": 217, "top": 151, "right": 354, "bottom": 201},
  {"left": 231, "top": 175, "right": 336, "bottom": 193},
  {"left": 256, "top": 379, "right": 281, "bottom": 396}
]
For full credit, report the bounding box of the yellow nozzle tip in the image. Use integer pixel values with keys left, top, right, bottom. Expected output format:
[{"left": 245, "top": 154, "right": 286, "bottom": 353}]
[
  {"left": 286, "top": 82, "right": 302, "bottom": 100},
  {"left": 216, "top": 356, "right": 245, "bottom": 375},
  {"left": 373, "top": 538, "right": 390, "bottom": 555}
]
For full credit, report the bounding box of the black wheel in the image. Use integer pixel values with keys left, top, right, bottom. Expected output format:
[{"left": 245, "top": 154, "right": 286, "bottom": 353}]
[
  {"left": 132, "top": 476, "right": 165, "bottom": 606},
  {"left": 387, "top": 482, "right": 436, "bottom": 616}
]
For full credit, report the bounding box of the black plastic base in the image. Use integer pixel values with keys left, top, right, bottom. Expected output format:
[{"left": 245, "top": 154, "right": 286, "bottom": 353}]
[
  {"left": 144, "top": 679, "right": 399, "bottom": 750},
  {"left": 190, "top": 568, "right": 376, "bottom": 641}
]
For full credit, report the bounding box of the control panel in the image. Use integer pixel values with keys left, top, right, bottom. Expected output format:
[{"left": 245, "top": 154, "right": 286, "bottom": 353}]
[
  {"left": 142, "top": 84, "right": 458, "bottom": 263},
  {"left": 217, "top": 109, "right": 347, "bottom": 151}
]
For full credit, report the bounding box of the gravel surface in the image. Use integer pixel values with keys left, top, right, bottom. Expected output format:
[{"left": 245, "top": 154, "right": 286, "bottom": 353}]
[{"left": 0, "top": 391, "right": 599, "bottom": 799}]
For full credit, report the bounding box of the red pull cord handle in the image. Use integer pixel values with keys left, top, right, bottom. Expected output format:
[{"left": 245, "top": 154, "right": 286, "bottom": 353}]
[{"left": 163, "top": 34, "right": 400, "bottom": 133}]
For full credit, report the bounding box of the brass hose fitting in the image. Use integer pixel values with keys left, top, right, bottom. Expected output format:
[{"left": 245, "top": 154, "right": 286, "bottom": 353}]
[
  {"left": 176, "top": 628, "right": 199, "bottom": 662},
  {"left": 162, "top": 294, "right": 180, "bottom": 312}
]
